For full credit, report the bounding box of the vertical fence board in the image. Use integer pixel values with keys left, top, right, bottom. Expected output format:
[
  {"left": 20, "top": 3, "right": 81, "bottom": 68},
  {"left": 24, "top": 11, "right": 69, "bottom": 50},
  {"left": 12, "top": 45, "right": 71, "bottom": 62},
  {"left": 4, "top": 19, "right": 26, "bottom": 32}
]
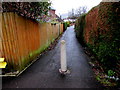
[
  {"left": 3, "top": 13, "right": 13, "bottom": 65},
  {"left": 0, "top": 13, "right": 2, "bottom": 58},
  {"left": 10, "top": 13, "right": 21, "bottom": 68},
  {"left": 7, "top": 13, "right": 15, "bottom": 66},
  {"left": 2, "top": 13, "right": 7, "bottom": 62}
]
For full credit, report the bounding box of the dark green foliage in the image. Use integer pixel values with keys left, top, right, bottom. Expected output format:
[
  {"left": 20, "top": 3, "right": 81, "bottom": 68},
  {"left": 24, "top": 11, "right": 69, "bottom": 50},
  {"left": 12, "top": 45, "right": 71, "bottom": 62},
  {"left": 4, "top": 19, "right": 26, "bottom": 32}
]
[
  {"left": 66, "top": 21, "right": 70, "bottom": 27},
  {"left": 75, "top": 14, "right": 86, "bottom": 44},
  {"left": 63, "top": 22, "right": 67, "bottom": 31},
  {"left": 63, "top": 22, "right": 70, "bottom": 31},
  {"left": 75, "top": 2, "right": 120, "bottom": 76},
  {"left": 2, "top": 2, "right": 51, "bottom": 20},
  {"left": 91, "top": 3, "right": 120, "bottom": 72},
  {"left": 108, "top": 70, "right": 115, "bottom": 77}
]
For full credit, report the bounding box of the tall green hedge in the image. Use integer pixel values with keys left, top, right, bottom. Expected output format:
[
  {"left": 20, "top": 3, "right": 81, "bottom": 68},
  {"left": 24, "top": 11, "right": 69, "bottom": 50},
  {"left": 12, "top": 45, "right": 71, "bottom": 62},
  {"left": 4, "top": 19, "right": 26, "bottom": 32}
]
[
  {"left": 75, "top": 14, "right": 86, "bottom": 44},
  {"left": 75, "top": 2, "right": 120, "bottom": 76}
]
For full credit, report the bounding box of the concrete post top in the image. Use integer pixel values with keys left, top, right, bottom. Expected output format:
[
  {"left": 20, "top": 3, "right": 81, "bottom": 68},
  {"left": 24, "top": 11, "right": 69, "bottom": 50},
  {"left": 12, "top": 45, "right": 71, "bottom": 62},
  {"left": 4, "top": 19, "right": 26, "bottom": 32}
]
[{"left": 61, "top": 40, "right": 66, "bottom": 44}]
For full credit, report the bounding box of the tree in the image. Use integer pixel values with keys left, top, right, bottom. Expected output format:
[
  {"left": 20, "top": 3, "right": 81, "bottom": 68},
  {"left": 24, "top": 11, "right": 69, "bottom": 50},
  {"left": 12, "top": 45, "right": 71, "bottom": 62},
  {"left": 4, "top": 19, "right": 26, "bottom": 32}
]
[
  {"left": 75, "top": 6, "right": 87, "bottom": 17},
  {"left": 68, "top": 6, "right": 87, "bottom": 19},
  {"left": 82, "top": 6, "right": 87, "bottom": 14},
  {"left": 2, "top": 1, "right": 51, "bottom": 20},
  {"left": 68, "top": 8, "right": 77, "bottom": 19},
  {"left": 75, "top": 7, "right": 82, "bottom": 17}
]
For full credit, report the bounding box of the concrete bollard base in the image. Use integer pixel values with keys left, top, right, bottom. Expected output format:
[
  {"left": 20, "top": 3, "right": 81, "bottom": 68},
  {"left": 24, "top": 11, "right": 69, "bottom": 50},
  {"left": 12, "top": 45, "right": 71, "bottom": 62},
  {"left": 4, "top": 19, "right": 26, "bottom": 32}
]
[{"left": 59, "top": 69, "right": 70, "bottom": 75}]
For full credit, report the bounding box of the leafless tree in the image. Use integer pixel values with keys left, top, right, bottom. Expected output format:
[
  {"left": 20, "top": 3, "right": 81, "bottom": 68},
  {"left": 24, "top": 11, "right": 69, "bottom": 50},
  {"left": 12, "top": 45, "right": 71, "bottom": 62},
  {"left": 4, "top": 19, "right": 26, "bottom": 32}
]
[
  {"left": 82, "top": 6, "right": 87, "bottom": 14},
  {"left": 68, "top": 6, "right": 87, "bottom": 19},
  {"left": 68, "top": 8, "right": 75, "bottom": 18},
  {"left": 75, "top": 7, "right": 82, "bottom": 17},
  {"left": 75, "top": 6, "right": 87, "bottom": 17}
]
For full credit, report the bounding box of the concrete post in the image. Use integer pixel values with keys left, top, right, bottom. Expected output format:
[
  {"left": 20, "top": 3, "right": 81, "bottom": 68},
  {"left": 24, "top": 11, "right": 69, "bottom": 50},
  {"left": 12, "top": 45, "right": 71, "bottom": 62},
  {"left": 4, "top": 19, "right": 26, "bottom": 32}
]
[
  {"left": 61, "top": 40, "right": 67, "bottom": 71},
  {"left": 59, "top": 40, "right": 68, "bottom": 74}
]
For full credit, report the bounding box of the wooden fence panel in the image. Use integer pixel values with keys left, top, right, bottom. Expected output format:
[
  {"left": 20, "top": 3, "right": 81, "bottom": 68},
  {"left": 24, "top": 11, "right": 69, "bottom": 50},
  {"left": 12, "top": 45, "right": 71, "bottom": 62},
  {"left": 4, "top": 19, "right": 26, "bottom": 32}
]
[{"left": 1, "top": 12, "right": 63, "bottom": 71}]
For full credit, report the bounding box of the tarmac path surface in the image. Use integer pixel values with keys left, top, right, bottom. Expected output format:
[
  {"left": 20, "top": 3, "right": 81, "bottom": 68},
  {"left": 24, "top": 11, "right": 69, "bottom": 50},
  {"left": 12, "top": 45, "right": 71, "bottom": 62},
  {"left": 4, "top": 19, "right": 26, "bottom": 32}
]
[{"left": 2, "top": 26, "right": 102, "bottom": 88}]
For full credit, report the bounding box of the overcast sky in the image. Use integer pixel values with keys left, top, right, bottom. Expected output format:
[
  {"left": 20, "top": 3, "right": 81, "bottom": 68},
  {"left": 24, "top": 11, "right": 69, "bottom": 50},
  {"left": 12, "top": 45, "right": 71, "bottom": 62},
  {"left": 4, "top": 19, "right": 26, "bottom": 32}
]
[{"left": 51, "top": 0, "right": 102, "bottom": 18}]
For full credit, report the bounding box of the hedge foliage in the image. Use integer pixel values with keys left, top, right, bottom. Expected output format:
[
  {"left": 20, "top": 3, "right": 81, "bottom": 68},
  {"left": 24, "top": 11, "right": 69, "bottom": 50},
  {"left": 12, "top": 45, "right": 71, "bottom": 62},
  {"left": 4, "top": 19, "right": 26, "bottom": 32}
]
[
  {"left": 75, "top": 14, "right": 86, "bottom": 44},
  {"left": 75, "top": 2, "right": 120, "bottom": 75},
  {"left": 63, "top": 21, "right": 70, "bottom": 31},
  {"left": 2, "top": 2, "right": 51, "bottom": 20}
]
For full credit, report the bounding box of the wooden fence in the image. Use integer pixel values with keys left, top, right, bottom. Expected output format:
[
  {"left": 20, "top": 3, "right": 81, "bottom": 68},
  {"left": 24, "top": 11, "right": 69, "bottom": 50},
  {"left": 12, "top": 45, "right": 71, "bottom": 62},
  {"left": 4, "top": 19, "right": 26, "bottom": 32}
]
[{"left": 0, "top": 12, "right": 63, "bottom": 72}]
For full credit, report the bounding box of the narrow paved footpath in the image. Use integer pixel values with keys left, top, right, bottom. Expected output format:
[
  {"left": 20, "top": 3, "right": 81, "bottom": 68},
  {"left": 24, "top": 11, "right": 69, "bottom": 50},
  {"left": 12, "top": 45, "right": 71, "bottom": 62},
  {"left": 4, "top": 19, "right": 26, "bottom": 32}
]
[{"left": 3, "top": 26, "right": 102, "bottom": 88}]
